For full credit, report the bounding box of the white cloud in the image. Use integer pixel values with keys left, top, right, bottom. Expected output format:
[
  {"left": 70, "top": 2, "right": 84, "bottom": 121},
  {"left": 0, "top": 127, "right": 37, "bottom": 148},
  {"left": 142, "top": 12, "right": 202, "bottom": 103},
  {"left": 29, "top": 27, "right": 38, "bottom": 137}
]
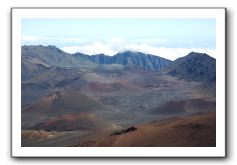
[
  {"left": 61, "top": 42, "right": 116, "bottom": 56},
  {"left": 61, "top": 41, "right": 215, "bottom": 60},
  {"left": 123, "top": 44, "right": 216, "bottom": 60}
]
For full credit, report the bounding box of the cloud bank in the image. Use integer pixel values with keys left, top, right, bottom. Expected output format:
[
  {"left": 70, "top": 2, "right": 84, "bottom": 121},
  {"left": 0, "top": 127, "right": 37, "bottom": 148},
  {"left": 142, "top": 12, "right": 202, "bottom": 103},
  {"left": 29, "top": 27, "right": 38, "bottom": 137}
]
[{"left": 22, "top": 36, "right": 215, "bottom": 61}]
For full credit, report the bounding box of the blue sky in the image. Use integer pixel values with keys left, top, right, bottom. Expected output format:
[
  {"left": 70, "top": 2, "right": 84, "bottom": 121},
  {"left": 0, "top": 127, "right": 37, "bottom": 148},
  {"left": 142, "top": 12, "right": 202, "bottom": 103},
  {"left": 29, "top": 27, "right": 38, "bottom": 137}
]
[{"left": 22, "top": 18, "right": 216, "bottom": 60}]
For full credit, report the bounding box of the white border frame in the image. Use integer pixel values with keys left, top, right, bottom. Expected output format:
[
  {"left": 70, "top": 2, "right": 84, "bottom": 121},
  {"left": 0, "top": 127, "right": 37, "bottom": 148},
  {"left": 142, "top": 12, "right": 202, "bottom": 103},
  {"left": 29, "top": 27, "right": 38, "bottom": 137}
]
[{"left": 11, "top": 8, "right": 226, "bottom": 157}]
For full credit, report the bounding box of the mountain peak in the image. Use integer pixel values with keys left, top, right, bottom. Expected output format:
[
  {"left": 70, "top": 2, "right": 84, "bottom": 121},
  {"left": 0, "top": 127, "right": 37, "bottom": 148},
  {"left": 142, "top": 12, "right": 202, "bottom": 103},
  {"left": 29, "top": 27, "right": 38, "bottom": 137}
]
[
  {"left": 118, "top": 50, "right": 139, "bottom": 54},
  {"left": 186, "top": 51, "right": 215, "bottom": 59},
  {"left": 22, "top": 45, "right": 80, "bottom": 67},
  {"left": 116, "top": 50, "right": 150, "bottom": 56},
  {"left": 163, "top": 52, "right": 216, "bottom": 83}
]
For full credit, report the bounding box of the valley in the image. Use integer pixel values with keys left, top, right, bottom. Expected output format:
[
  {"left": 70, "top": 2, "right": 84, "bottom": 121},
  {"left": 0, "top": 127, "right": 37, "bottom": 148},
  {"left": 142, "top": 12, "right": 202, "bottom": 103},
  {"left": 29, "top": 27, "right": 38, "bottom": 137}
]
[{"left": 21, "top": 45, "right": 216, "bottom": 147}]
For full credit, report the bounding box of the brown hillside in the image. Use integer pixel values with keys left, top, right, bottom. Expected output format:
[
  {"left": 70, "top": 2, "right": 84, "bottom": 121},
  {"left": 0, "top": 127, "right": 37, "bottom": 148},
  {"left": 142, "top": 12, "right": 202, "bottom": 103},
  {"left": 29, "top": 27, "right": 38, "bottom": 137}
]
[{"left": 77, "top": 112, "right": 216, "bottom": 147}]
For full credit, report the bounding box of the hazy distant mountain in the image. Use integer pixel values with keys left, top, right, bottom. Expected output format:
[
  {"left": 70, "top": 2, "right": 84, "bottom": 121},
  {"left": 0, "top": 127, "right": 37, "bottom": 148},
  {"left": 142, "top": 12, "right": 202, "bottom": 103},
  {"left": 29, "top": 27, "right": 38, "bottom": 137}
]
[
  {"left": 22, "top": 45, "right": 80, "bottom": 67},
  {"left": 162, "top": 52, "right": 216, "bottom": 83},
  {"left": 74, "top": 50, "right": 171, "bottom": 70},
  {"left": 22, "top": 45, "right": 171, "bottom": 71}
]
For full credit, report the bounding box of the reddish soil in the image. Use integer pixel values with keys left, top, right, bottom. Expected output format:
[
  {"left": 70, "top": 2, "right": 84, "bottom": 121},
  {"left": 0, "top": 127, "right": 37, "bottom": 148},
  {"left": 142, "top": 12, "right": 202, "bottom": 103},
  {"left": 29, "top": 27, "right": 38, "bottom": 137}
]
[{"left": 77, "top": 112, "right": 216, "bottom": 147}]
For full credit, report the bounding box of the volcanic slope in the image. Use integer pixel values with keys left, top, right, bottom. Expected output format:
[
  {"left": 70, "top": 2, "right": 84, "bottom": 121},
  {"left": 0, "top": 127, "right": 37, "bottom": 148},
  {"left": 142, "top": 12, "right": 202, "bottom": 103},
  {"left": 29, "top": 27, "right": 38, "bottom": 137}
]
[
  {"left": 21, "top": 91, "right": 114, "bottom": 129},
  {"left": 75, "top": 111, "right": 216, "bottom": 147}
]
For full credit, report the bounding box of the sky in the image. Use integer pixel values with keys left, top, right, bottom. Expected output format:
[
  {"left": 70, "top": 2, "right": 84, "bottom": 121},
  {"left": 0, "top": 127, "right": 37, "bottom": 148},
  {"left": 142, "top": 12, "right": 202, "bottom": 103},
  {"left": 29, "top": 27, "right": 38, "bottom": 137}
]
[{"left": 21, "top": 18, "right": 216, "bottom": 60}]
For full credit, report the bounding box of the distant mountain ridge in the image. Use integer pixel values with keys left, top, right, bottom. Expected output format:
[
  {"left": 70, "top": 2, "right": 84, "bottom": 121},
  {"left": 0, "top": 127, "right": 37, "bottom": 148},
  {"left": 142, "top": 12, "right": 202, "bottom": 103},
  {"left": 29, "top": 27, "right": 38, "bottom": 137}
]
[
  {"left": 74, "top": 50, "right": 171, "bottom": 70},
  {"left": 22, "top": 45, "right": 216, "bottom": 84},
  {"left": 22, "top": 45, "right": 171, "bottom": 71}
]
